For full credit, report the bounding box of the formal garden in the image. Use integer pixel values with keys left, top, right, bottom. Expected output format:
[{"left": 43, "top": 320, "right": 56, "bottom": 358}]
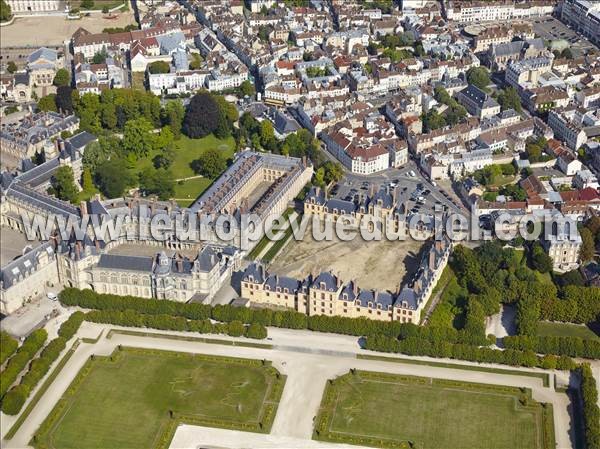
[
  {"left": 31, "top": 348, "right": 285, "bottom": 449},
  {"left": 314, "top": 370, "right": 554, "bottom": 449}
]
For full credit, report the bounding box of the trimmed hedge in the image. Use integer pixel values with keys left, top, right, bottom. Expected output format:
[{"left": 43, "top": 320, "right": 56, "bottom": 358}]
[
  {"left": 59, "top": 288, "right": 405, "bottom": 337},
  {"left": 0, "top": 329, "right": 47, "bottom": 398},
  {"left": 0, "top": 331, "right": 19, "bottom": 365},
  {"left": 1, "top": 313, "right": 84, "bottom": 415},
  {"left": 504, "top": 335, "right": 600, "bottom": 360},
  {"left": 364, "top": 334, "right": 577, "bottom": 371},
  {"left": 84, "top": 309, "right": 267, "bottom": 340},
  {"left": 580, "top": 364, "right": 600, "bottom": 449}
]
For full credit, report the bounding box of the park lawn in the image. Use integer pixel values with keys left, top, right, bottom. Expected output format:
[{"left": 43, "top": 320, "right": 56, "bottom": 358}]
[
  {"left": 173, "top": 178, "right": 212, "bottom": 207},
  {"left": 134, "top": 134, "right": 235, "bottom": 180},
  {"left": 71, "top": 0, "right": 124, "bottom": 10},
  {"left": 315, "top": 371, "right": 548, "bottom": 449},
  {"left": 170, "top": 135, "right": 235, "bottom": 179},
  {"left": 33, "top": 348, "right": 284, "bottom": 449},
  {"left": 537, "top": 321, "right": 600, "bottom": 341}
]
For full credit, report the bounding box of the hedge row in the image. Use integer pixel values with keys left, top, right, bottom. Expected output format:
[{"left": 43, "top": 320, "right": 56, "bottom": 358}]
[
  {"left": 0, "top": 329, "right": 47, "bottom": 398},
  {"left": 1, "top": 313, "right": 84, "bottom": 415},
  {"left": 580, "top": 364, "right": 600, "bottom": 449},
  {"left": 364, "top": 334, "right": 577, "bottom": 371},
  {"left": 0, "top": 331, "right": 19, "bottom": 366},
  {"left": 59, "top": 288, "right": 404, "bottom": 337},
  {"left": 84, "top": 309, "right": 268, "bottom": 340},
  {"left": 503, "top": 335, "right": 600, "bottom": 360}
]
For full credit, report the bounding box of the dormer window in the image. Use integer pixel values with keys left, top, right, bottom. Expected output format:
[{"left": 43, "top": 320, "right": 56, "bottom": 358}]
[
  {"left": 284, "top": 288, "right": 289, "bottom": 293},
  {"left": 342, "top": 293, "right": 348, "bottom": 300},
  {"left": 320, "top": 282, "right": 325, "bottom": 289},
  {"left": 265, "top": 285, "right": 270, "bottom": 291}
]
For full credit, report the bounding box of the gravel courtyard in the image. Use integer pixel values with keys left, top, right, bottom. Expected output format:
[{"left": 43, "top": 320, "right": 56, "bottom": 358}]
[{"left": 269, "top": 220, "right": 427, "bottom": 292}]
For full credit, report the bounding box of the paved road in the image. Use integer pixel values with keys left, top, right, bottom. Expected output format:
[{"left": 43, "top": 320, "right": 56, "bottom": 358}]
[{"left": 0, "top": 322, "right": 577, "bottom": 449}]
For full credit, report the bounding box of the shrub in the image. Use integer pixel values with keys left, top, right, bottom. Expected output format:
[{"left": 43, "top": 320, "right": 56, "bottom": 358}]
[
  {"left": 1, "top": 385, "right": 30, "bottom": 415},
  {"left": 245, "top": 323, "right": 268, "bottom": 340},
  {"left": 0, "top": 329, "right": 47, "bottom": 397},
  {"left": 580, "top": 364, "right": 600, "bottom": 449},
  {"left": 0, "top": 331, "right": 18, "bottom": 365},
  {"left": 226, "top": 321, "right": 245, "bottom": 337}
]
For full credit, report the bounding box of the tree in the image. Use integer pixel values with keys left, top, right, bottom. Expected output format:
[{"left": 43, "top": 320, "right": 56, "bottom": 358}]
[
  {"left": 434, "top": 86, "right": 452, "bottom": 105},
  {"left": 162, "top": 100, "right": 185, "bottom": 139},
  {"left": 531, "top": 242, "right": 553, "bottom": 273},
  {"left": 182, "top": 92, "right": 221, "bottom": 138},
  {"left": 122, "top": 117, "right": 155, "bottom": 158},
  {"left": 580, "top": 227, "right": 595, "bottom": 262},
  {"left": 238, "top": 80, "right": 255, "bottom": 98},
  {"left": 148, "top": 61, "right": 170, "bottom": 74},
  {"left": 95, "top": 159, "right": 133, "bottom": 198},
  {"left": 227, "top": 320, "right": 245, "bottom": 337},
  {"left": 422, "top": 108, "right": 446, "bottom": 132},
  {"left": 245, "top": 322, "right": 267, "bottom": 339},
  {"left": 83, "top": 136, "right": 118, "bottom": 173},
  {"left": 212, "top": 94, "right": 238, "bottom": 138},
  {"left": 191, "top": 148, "right": 227, "bottom": 178},
  {"left": 322, "top": 161, "right": 344, "bottom": 185},
  {"left": 138, "top": 167, "right": 174, "bottom": 200},
  {"left": 55, "top": 86, "right": 74, "bottom": 113},
  {"left": 189, "top": 53, "right": 202, "bottom": 70},
  {"left": 1, "top": 385, "right": 29, "bottom": 415},
  {"left": 467, "top": 67, "right": 491, "bottom": 91},
  {"left": 80, "top": 0, "right": 94, "bottom": 8},
  {"left": 38, "top": 94, "right": 57, "bottom": 112},
  {"left": 50, "top": 166, "right": 79, "bottom": 204},
  {"left": 260, "top": 120, "right": 275, "bottom": 146},
  {"left": 7, "top": 61, "right": 17, "bottom": 73},
  {"left": 0, "top": 0, "right": 12, "bottom": 22},
  {"left": 53, "top": 68, "right": 71, "bottom": 87},
  {"left": 497, "top": 87, "right": 522, "bottom": 113},
  {"left": 92, "top": 49, "right": 107, "bottom": 64},
  {"left": 81, "top": 167, "right": 95, "bottom": 195}
]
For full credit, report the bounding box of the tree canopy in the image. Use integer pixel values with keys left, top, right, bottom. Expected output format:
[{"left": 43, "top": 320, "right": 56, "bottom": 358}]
[
  {"left": 466, "top": 67, "right": 491, "bottom": 91},
  {"left": 191, "top": 147, "right": 227, "bottom": 179},
  {"left": 182, "top": 92, "right": 222, "bottom": 139},
  {"left": 50, "top": 166, "right": 79, "bottom": 204},
  {"left": 53, "top": 68, "right": 71, "bottom": 87}
]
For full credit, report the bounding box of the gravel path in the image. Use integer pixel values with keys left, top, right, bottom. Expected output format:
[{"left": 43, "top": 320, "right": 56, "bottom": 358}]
[{"left": 0, "top": 323, "right": 577, "bottom": 449}]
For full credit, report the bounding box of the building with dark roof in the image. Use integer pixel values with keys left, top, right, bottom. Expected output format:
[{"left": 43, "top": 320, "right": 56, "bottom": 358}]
[
  {"left": 457, "top": 84, "right": 501, "bottom": 119},
  {"left": 240, "top": 235, "right": 452, "bottom": 324}
]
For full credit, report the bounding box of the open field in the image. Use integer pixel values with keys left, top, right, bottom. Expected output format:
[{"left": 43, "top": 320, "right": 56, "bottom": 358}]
[
  {"left": 173, "top": 178, "right": 212, "bottom": 207},
  {"left": 269, "top": 220, "right": 426, "bottom": 292},
  {"left": 537, "top": 321, "right": 600, "bottom": 341},
  {"left": 0, "top": 10, "right": 136, "bottom": 47},
  {"left": 33, "top": 347, "right": 284, "bottom": 449},
  {"left": 315, "top": 370, "right": 552, "bottom": 449}
]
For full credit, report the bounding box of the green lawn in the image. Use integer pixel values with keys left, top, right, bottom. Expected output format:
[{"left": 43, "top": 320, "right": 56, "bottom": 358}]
[
  {"left": 537, "top": 321, "right": 600, "bottom": 341},
  {"left": 135, "top": 134, "right": 235, "bottom": 180},
  {"left": 315, "top": 371, "right": 552, "bottom": 449},
  {"left": 33, "top": 348, "right": 285, "bottom": 449},
  {"left": 173, "top": 178, "right": 212, "bottom": 207}
]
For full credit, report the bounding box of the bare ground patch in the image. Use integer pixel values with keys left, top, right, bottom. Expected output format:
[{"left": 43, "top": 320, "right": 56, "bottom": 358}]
[{"left": 269, "top": 221, "right": 426, "bottom": 292}]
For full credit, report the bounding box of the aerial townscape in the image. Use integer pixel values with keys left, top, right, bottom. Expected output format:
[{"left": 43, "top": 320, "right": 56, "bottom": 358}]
[{"left": 0, "top": 0, "right": 600, "bottom": 448}]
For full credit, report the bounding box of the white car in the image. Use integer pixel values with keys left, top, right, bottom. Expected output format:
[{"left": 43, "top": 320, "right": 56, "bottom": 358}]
[
  {"left": 409, "top": 170, "right": 416, "bottom": 177},
  {"left": 431, "top": 181, "right": 437, "bottom": 187},
  {"left": 47, "top": 292, "right": 58, "bottom": 301}
]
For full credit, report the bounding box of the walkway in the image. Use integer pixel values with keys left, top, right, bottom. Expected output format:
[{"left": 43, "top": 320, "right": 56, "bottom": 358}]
[{"left": 0, "top": 323, "right": 577, "bottom": 449}]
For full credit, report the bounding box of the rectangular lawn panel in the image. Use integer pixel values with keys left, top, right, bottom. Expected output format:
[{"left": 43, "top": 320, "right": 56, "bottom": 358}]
[
  {"left": 33, "top": 347, "right": 285, "bottom": 449},
  {"left": 315, "top": 370, "right": 552, "bottom": 449},
  {"left": 537, "top": 321, "right": 600, "bottom": 341}
]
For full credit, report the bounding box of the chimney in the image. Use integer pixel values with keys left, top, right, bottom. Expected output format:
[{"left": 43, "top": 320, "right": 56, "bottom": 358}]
[
  {"left": 79, "top": 200, "right": 88, "bottom": 216},
  {"left": 94, "top": 239, "right": 100, "bottom": 250},
  {"left": 177, "top": 259, "right": 183, "bottom": 272}
]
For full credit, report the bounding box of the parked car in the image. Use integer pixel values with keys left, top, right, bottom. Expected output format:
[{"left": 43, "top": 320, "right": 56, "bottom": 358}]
[{"left": 47, "top": 292, "right": 58, "bottom": 301}]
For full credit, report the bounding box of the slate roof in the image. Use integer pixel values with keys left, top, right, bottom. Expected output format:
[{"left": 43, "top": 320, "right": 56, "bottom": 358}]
[
  {"left": 312, "top": 271, "right": 339, "bottom": 291},
  {"left": 97, "top": 254, "right": 154, "bottom": 272},
  {"left": 459, "top": 84, "right": 499, "bottom": 110},
  {"left": 0, "top": 242, "right": 55, "bottom": 290}
]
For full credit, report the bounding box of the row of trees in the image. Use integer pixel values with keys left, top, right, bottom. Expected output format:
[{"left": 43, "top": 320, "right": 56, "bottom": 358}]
[
  {"left": 0, "top": 331, "right": 18, "bottom": 365},
  {"left": 1, "top": 313, "right": 84, "bottom": 415},
  {"left": 58, "top": 288, "right": 406, "bottom": 337},
  {"left": 84, "top": 309, "right": 267, "bottom": 340},
  {"left": 504, "top": 334, "right": 600, "bottom": 360},
  {"left": 579, "top": 364, "right": 600, "bottom": 449},
  {"left": 539, "top": 285, "right": 600, "bottom": 324},
  {"left": 364, "top": 334, "right": 577, "bottom": 371},
  {"left": 0, "top": 329, "right": 47, "bottom": 398}
]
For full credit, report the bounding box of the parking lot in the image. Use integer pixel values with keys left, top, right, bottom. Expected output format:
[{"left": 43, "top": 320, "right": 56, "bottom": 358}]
[
  {"left": 531, "top": 16, "right": 598, "bottom": 56},
  {"left": 330, "top": 160, "right": 465, "bottom": 216}
]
